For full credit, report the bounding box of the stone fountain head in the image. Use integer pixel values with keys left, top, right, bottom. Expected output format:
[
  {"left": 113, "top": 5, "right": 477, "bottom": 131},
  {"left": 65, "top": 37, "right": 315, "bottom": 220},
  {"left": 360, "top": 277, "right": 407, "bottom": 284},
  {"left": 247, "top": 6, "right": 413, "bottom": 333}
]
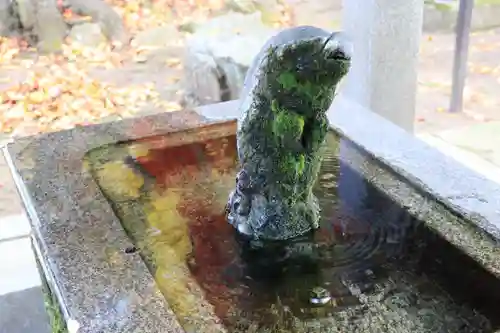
[{"left": 226, "top": 26, "right": 352, "bottom": 241}]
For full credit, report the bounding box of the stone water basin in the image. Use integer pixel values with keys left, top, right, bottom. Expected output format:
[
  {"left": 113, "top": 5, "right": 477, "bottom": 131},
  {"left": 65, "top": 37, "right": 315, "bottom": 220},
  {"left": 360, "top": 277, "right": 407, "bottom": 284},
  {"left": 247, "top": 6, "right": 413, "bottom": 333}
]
[
  {"left": 4, "top": 101, "right": 500, "bottom": 333},
  {"left": 85, "top": 120, "right": 499, "bottom": 333}
]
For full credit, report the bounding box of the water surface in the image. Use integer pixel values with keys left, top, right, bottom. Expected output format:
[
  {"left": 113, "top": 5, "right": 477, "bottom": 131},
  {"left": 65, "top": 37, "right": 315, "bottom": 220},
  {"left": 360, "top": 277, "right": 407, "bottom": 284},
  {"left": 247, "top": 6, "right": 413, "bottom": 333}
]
[{"left": 86, "top": 131, "right": 493, "bottom": 333}]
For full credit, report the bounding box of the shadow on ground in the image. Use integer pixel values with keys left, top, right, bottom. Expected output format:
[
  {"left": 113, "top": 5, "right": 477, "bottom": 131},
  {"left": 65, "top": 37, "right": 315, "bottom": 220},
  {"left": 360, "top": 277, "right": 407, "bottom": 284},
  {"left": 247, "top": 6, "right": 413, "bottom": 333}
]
[{"left": 0, "top": 286, "right": 50, "bottom": 333}]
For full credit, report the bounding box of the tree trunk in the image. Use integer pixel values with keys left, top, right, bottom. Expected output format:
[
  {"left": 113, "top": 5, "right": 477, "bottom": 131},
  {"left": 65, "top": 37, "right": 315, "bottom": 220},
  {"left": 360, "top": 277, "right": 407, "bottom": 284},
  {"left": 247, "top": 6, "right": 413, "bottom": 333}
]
[
  {"left": 17, "top": 0, "right": 37, "bottom": 32},
  {"left": 0, "top": 0, "right": 127, "bottom": 52},
  {"left": 0, "top": 0, "right": 21, "bottom": 36},
  {"left": 33, "top": 0, "right": 67, "bottom": 52}
]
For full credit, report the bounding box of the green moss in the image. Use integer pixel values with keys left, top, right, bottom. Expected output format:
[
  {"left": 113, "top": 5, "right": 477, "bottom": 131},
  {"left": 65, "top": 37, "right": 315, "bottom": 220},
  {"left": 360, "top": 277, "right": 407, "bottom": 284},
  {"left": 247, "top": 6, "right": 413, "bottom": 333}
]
[
  {"left": 233, "top": 30, "right": 351, "bottom": 240},
  {"left": 277, "top": 72, "right": 298, "bottom": 90},
  {"left": 272, "top": 109, "right": 304, "bottom": 140},
  {"left": 35, "top": 253, "right": 67, "bottom": 333},
  {"left": 264, "top": 39, "right": 349, "bottom": 123},
  {"left": 304, "top": 117, "right": 328, "bottom": 152},
  {"left": 279, "top": 153, "right": 306, "bottom": 187},
  {"left": 271, "top": 99, "right": 280, "bottom": 113},
  {"left": 277, "top": 72, "right": 324, "bottom": 101},
  {"left": 296, "top": 154, "right": 305, "bottom": 175},
  {"left": 43, "top": 290, "right": 67, "bottom": 333},
  {"left": 279, "top": 155, "right": 297, "bottom": 174}
]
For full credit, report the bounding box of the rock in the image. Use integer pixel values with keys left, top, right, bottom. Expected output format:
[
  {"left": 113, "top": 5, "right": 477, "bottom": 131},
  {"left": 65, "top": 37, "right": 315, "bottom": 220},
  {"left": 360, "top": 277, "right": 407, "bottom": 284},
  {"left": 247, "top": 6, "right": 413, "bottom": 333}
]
[
  {"left": 183, "top": 12, "right": 278, "bottom": 106},
  {"left": 68, "top": 23, "right": 106, "bottom": 47},
  {"left": 65, "top": 0, "right": 128, "bottom": 45},
  {"left": 131, "top": 25, "right": 181, "bottom": 49},
  {"left": 178, "top": 21, "right": 197, "bottom": 33}
]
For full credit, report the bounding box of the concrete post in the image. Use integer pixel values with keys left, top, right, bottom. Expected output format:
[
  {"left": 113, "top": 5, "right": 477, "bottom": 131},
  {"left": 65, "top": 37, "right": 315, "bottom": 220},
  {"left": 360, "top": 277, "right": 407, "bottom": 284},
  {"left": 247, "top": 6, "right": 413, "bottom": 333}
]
[{"left": 341, "top": 0, "right": 424, "bottom": 133}]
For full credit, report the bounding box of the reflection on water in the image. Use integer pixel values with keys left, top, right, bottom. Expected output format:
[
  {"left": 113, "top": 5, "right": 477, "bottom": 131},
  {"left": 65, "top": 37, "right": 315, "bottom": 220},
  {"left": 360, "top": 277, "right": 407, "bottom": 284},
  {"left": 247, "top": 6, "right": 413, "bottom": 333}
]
[{"left": 86, "top": 131, "right": 492, "bottom": 333}]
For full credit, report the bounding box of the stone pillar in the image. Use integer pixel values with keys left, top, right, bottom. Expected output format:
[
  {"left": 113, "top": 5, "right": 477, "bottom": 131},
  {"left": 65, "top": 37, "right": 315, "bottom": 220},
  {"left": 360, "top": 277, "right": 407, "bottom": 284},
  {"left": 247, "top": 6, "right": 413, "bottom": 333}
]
[{"left": 341, "top": 0, "right": 424, "bottom": 133}]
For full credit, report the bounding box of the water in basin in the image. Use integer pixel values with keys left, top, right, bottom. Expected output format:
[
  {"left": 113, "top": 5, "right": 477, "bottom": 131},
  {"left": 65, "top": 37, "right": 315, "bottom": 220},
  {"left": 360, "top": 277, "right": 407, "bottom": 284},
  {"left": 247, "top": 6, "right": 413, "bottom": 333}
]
[{"left": 84, "top": 124, "right": 495, "bottom": 333}]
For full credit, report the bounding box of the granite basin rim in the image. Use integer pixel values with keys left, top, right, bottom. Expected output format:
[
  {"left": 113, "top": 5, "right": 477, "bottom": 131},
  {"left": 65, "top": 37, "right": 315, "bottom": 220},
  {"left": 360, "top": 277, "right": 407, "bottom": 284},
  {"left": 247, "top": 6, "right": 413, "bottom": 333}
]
[
  {"left": 4, "top": 98, "right": 500, "bottom": 332},
  {"left": 3, "top": 109, "right": 218, "bottom": 333}
]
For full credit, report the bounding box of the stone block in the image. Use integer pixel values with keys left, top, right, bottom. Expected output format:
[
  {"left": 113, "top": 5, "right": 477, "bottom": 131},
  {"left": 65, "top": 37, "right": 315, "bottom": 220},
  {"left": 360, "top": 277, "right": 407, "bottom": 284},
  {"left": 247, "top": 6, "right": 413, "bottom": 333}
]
[
  {"left": 131, "top": 25, "right": 180, "bottom": 49},
  {"left": 68, "top": 23, "right": 106, "bottom": 47},
  {"left": 183, "top": 12, "right": 278, "bottom": 106}
]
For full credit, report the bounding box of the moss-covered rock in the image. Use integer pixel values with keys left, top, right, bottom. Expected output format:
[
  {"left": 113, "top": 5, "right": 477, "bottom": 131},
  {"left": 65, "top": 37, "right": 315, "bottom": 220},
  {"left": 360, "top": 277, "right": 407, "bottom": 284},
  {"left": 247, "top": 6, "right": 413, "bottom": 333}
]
[{"left": 226, "top": 26, "right": 351, "bottom": 241}]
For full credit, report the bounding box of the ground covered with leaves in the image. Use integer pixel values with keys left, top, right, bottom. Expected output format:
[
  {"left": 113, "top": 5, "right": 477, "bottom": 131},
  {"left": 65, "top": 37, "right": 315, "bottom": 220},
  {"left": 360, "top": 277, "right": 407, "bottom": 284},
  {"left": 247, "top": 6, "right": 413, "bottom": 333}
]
[
  {"left": 0, "top": 2, "right": 171, "bottom": 136},
  {"left": 0, "top": 0, "right": 293, "bottom": 138},
  {"left": 0, "top": 0, "right": 499, "bottom": 139}
]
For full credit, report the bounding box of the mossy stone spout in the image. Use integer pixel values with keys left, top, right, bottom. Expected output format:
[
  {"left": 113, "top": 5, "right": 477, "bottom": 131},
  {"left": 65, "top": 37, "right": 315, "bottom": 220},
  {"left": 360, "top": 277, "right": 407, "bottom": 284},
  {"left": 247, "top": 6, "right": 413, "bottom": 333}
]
[{"left": 226, "top": 26, "right": 351, "bottom": 241}]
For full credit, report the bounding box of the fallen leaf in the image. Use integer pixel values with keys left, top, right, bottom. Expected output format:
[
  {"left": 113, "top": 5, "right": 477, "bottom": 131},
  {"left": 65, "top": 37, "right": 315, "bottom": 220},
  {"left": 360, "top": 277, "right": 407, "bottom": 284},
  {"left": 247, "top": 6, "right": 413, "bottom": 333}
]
[
  {"left": 0, "top": 0, "right": 292, "bottom": 136},
  {"left": 27, "top": 91, "right": 46, "bottom": 104},
  {"left": 478, "top": 66, "right": 494, "bottom": 75},
  {"left": 165, "top": 58, "right": 182, "bottom": 68},
  {"left": 133, "top": 55, "right": 148, "bottom": 63}
]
